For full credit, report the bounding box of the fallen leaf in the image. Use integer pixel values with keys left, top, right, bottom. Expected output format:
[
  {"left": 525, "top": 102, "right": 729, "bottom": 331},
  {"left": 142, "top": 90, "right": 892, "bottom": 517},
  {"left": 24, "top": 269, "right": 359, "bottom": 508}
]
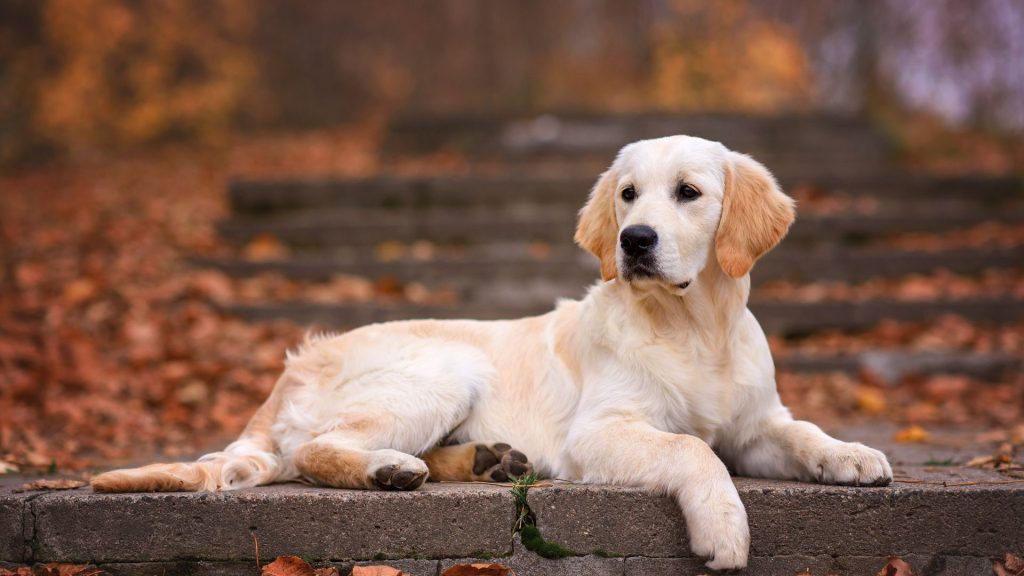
[
  {"left": 994, "top": 553, "right": 1024, "bottom": 576},
  {"left": 262, "top": 556, "right": 315, "bottom": 576},
  {"left": 314, "top": 568, "right": 340, "bottom": 576},
  {"left": 13, "top": 479, "right": 87, "bottom": 492},
  {"left": 876, "top": 556, "right": 915, "bottom": 576},
  {"left": 855, "top": 387, "right": 887, "bottom": 415},
  {"left": 966, "top": 454, "right": 997, "bottom": 468},
  {"left": 63, "top": 278, "right": 98, "bottom": 305},
  {"left": 966, "top": 443, "right": 1020, "bottom": 471},
  {"left": 374, "top": 241, "right": 406, "bottom": 262},
  {"left": 528, "top": 241, "right": 551, "bottom": 259},
  {"left": 0, "top": 567, "right": 34, "bottom": 576},
  {"left": 351, "top": 567, "right": 407, "bottom": 576},
  {"left": 441, "top": 563, "right": 515, "bottom": 576},
  {"left": 893, "top": 425, "right": 930, "bottom": 444},
  {"left": 245, "top": 234, "right": 290, "bottom": 261}
]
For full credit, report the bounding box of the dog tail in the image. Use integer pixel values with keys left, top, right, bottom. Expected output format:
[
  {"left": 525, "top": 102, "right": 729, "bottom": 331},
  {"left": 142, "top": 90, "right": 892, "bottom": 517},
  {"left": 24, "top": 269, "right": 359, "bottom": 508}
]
[{"left": 91, "top": 373, "right": 295, "bottom": 493}]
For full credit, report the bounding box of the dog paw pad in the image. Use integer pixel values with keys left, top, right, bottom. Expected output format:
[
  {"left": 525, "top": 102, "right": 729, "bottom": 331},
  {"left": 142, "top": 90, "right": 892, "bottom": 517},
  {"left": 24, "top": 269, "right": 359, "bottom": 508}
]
[
  {"left": 472, "top": 443, "right": 533, "bottom": 482},
  {"left": 372, "top": 464, "right": 428, "bottom": 491}
]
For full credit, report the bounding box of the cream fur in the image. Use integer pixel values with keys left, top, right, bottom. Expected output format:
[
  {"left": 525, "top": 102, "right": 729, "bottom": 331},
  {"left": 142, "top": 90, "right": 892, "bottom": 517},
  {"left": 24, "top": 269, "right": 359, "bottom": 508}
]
[{"left": 92, "top": 136, "right": 892, "bottom": 570}]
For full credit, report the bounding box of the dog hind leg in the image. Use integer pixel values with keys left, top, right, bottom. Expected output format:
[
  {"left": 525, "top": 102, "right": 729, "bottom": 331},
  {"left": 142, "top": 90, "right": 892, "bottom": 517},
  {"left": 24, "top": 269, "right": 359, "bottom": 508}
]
[
  {"left": 422, "top": 442, "right": 533, "bottom": 482},
  {"left": 294, "top": 433, "right": 430, "bottom": 490}
]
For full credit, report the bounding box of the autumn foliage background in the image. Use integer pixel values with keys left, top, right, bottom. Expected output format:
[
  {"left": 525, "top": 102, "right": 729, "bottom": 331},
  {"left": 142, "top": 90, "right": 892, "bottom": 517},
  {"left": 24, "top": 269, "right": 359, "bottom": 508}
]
[{"left": 1, "top": 0, "right": 1023, "bottom": 472}]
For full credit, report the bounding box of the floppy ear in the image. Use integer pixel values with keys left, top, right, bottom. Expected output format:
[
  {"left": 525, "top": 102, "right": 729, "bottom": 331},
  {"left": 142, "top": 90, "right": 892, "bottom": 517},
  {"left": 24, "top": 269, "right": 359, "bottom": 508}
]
[
  {"left": 575, "top": 168, "right": 619, "bottom": 281},
  {"left": 715, "top": 152, "right": 796, "bottom": 278}
]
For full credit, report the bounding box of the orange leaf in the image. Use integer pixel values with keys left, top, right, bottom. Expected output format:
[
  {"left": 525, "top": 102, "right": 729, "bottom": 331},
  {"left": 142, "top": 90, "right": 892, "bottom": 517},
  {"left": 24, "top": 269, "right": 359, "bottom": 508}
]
[
  {"left": 893, "top": 426, "right": 929, "bottom": 444},
  {"left": 262, "top": 556, "right": 315, "bottom": 576},
  {"left": 13, "top": 479, "right": 87, "bottom": 493},
  {"left": 854, "top": 387, "right": 887, "bottom": 415},
  {"left": 994, "top": 553, "right": 1024, "bottom": 576},
  {"left": 441, "top": 563, "right": 515, "bottom": 576},
  {"left": 876, "top": 557, "right": 916, "bottom": 576},
  {"left": 245, "top": 234, "right": 290, "bottom": 261},
  {"left": 351, "top": 567, "right": 407, "bottom": 576}
]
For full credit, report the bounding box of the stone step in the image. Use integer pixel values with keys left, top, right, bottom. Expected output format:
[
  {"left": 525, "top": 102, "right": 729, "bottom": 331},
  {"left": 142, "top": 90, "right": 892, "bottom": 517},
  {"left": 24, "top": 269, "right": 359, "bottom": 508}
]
[
  {"left": 227, "top": 173, "right": 1021, "bottom": 214},
  {"left": 776, "top": 350, "right": 1021, "bottom": 381},
  {"left": 216, "top": 206, "right": 1024, "bottom": 249},
  {"left": 3, "top": 462, "right": 1021, "bottom": 576},
  {"left": 193, "top": 246, "right": 1024, "bottom": 286},
  {"left": 219, "top": 296, "right": 1024, "bottom": 336},
  {"left": 383, "top": 112, "right": 893, "bottom": 164}
]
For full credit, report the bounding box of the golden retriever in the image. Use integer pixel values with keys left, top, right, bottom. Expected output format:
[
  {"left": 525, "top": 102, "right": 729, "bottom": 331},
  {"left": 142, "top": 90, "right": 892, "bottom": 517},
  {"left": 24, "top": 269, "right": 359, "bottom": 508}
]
[{"left": 92, "top": 135, "right": 893, "bottom": 570}]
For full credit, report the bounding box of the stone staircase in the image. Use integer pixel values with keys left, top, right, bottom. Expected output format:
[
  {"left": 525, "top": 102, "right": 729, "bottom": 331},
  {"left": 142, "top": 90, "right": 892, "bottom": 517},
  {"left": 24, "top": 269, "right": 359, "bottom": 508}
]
[{"left": 200, "top": 112, "right": 1024, "bottom": 381}]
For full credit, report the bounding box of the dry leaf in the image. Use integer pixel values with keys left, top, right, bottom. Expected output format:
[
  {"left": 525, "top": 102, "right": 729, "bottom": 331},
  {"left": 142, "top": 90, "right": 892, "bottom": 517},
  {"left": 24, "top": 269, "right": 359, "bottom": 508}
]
[
  {"left": 893, "top": 426, "right": 929, "bottom": 444},
  {"left": 0, "top": 567, "right": 34, "bottom": 576},
  {"left": 855, "top": 387, "right": 887, "bottom": 415},
  {"left": 374, "top": 241, "right": 406, "bottom": 262},
  {"left": 441, "top": 563, "right": 515, "bottom": 576},
  {"left": 876, "top": 557, "right": 915, "bottom": 576},
  {"left": 245, "top": 234, "right": 290, "bottom": 261},
  {"left": 13, "top": 479, "right": 87, "bottom": 492},
  {"left": 528, "top": 241, "right": 551, "bottom": 259},
  {"left": 994, "top": 553, "right": 1024, "bottom": 576},
  {"left": 262, "top": 556, "right": 315, "bottom": 576},
  {"left": 351, "top": 567, "right": 407, "bottom": 576},
  {"left": 314, "top": 568, "right": 340, "bottom": 576},
  {"left": 37, "top": 564, "right": 105, "bottom": 576},
  {"left": 966, "top": 455, "right": 996, "bottom": 467}
]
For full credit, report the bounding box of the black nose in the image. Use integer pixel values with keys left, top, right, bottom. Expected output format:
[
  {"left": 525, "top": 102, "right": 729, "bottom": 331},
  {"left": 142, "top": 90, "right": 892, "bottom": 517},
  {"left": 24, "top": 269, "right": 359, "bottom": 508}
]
[{"left": 620, "top": 225, "right": 658, "bottom": 257}]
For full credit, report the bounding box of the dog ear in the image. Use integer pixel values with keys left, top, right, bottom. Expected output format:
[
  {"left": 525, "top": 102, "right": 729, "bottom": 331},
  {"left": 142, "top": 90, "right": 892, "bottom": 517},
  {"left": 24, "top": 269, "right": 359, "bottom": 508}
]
[
  {"left": 575, "top": 168, "right": 619, "bottom": 281},
  {"left": 715, "top": 152, "right": 796, "bottom": 278}
]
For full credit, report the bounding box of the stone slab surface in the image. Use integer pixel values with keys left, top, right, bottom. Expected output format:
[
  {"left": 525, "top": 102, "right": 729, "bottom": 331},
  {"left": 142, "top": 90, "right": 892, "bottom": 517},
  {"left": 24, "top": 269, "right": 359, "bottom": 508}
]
[
  {"left": 0, "top": 474, "right": 36, "bottom": 563},
  {"left": 530, "top": 466, "right": 1024, "bottom": 559},
  {"left": 3, "top": 460, "right": 1022, "bottom": 570},
  {"left": 0, "top": 496, "right": 26, "bottom": 562},
  {"left": 30, "top": 482, "right": 513, "bottom": 563}
]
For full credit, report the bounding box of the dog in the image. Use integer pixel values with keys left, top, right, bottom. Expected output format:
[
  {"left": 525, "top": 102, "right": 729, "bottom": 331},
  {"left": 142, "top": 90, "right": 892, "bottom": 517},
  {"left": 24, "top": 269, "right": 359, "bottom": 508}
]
[{"left": 92, "top": 135, "right": 893, "bottom": 570}]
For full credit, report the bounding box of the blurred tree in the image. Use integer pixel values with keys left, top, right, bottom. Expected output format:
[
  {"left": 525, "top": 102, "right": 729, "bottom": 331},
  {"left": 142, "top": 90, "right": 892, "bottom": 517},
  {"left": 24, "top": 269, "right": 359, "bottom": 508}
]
[
  {"left": 1, "top": 0, "right": 1021, "bottom": 166},
  {"left": 1, "top": 0, "right": 257, "bottom": 162},
  {"left": 650, "top": 0, "right": 812, "bottom": 112}
]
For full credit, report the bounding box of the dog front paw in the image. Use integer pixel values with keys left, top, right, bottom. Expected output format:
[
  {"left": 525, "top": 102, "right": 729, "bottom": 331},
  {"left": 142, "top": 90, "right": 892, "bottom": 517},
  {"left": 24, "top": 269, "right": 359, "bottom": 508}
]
[
  {"left": 814, "top": 442, "right": 892, "bottom": 486},
  {"left": 684, "top": 489, "right": 750, "bottom": 571}
]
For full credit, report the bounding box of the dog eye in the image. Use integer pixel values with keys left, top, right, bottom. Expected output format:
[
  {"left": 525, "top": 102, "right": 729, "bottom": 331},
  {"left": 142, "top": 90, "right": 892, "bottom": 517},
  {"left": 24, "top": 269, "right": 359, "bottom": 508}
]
[
  {"left": 675, "top": 183, "right": 701, "bottom": 202},
  {"left": 621, "top": 186, "right": 637, "bottom": 202}
]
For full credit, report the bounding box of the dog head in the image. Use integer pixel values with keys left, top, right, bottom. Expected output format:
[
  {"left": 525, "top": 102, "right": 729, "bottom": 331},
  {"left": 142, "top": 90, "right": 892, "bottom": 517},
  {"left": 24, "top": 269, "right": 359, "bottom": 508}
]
[{"left": 575, "top": 135, "right": 795, "bottom": 292}]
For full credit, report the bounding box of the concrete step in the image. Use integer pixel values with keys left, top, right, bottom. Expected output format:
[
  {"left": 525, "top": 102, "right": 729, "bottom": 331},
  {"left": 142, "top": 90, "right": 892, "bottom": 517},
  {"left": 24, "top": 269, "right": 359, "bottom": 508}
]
[
  {"left": 3, "top": 463, "right": 1021, "bottom": 575},
  {"left": 216, "top": 206, "right": 1024, "bottom": 249},
  {"left": 227, "top": 173, "right": 1021, "bottom": 215},
  {"left": 193, "top": 246, "right": 1024, "bottom": 286},
  {"left": 775, "top": 350, "right": 1022, "bottom": 381},
  {"left": 219, "top": 296, "right": 1024, "bottom": 336},
  {"left": 383, "top": 112, "right": 894, "bottom": 166}
]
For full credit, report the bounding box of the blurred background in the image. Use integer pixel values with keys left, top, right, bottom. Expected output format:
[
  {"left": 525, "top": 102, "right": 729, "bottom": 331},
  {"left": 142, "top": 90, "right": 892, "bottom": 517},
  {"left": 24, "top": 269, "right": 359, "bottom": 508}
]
[{"left": 1, "top": 0, "right": 1022, "bottom": 473}]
